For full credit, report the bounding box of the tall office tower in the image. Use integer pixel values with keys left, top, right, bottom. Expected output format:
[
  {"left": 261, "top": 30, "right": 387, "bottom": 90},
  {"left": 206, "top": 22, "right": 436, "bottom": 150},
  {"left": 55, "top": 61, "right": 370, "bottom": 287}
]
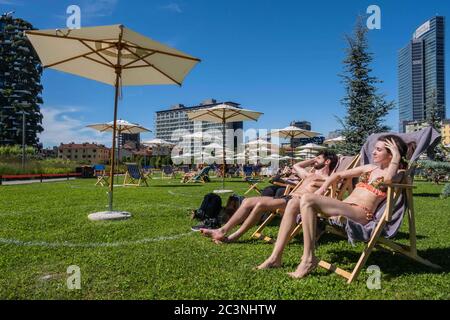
[{"left": 398, "top": 16, "right": 446, "bottom": 132}]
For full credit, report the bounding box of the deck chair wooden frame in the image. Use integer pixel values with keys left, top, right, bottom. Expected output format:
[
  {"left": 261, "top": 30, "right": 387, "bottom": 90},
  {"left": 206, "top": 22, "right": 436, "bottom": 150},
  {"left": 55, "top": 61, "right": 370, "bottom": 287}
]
[
  {"left": 93, "top": 165, "right": 109, "bottom": 187},
  {"left": 251, "top": 154, "right": 361, "bottom": 243},
  {"left": 183, "top": 166, "right": 211, "bottom": 184},
  {"left": 123, "top": 163, "right": 149, "bottom": 187},
  {"left": 316, "top": 165, "right": 441, "bottom": 283}
]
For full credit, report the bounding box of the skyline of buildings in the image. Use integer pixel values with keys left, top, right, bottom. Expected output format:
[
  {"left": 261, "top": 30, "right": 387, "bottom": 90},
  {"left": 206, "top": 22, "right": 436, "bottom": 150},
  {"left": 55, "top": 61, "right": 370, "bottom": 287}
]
[{"left": 1, "top": 12, "right": 449, "bottom": 150}]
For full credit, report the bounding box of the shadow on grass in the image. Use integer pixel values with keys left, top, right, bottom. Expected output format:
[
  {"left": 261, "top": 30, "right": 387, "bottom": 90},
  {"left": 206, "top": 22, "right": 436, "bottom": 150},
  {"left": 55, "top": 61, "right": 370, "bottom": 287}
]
[
  {"left": 413, "top": 193, "right": 441, "bottom": 198},
  {"left": 151, "top": 184, "right": 204, "bottom": 188},
  {"left": 322, "top": 247, "right": 450, "bottom": 278}
]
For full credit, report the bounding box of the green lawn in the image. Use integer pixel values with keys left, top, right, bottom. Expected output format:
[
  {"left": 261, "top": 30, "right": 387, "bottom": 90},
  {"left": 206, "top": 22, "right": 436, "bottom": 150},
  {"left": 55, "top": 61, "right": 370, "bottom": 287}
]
[{"left": 0, "top": 177, "right": 449, "bottom": 299}]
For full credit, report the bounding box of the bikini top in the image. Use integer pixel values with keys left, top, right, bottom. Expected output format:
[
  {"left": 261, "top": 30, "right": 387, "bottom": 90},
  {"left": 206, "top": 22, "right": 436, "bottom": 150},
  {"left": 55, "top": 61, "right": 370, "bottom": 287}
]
[{"left": 355, "top": 169, "right": 387, "bottom": 198}]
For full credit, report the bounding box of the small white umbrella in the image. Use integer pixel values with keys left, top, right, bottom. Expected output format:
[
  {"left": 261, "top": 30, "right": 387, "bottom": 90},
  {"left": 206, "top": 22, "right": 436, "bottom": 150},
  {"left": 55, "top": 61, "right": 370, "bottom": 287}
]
[
  {"left": 87, "top": 120, "right": 150, "bottom": 171},
  {"left": 245, "top": 138, "right": 274, "bottom": 146},
  {"left": 142, "top": 138, "right": 175, "bottom": 146},
  {"left": 324, "top": 136, "right": 345, "bottom": 146},
  {"left": 186, "top": 104, "right": 263, "bottom": 190},
  {"left": 272, "top": 126, "right": 321, "bottom": 163}
]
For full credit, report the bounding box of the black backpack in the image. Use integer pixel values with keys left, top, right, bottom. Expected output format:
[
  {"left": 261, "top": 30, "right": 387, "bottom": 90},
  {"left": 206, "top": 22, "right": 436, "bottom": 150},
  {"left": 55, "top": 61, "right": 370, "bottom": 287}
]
[{"left": 191, "top": 193, "right": 222, "bottom": 221}]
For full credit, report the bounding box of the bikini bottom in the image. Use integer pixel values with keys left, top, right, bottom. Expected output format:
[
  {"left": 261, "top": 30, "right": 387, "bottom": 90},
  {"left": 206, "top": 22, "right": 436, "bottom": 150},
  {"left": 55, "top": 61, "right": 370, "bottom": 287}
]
[{"left": 347, "top": 203, "right": 374, "bottom": 221}]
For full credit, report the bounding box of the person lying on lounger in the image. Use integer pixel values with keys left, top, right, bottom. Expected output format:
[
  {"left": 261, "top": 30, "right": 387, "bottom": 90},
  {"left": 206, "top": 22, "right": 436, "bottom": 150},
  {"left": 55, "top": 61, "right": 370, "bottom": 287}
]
[
  {"left": 257, "top": 135, "right": 413, "bottom": 278},
  {"left": 200, "top": 150, "right": 338, "bottom": 243}
]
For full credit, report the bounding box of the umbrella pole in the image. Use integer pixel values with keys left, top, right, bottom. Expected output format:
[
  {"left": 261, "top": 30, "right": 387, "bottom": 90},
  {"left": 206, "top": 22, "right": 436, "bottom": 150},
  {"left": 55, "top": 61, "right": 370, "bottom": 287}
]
[
  {"left": 222, "top": 119, "right": 225, "bottom": 190},
  {"left": 108, "top": 71, "right": 120, "bottom": 211}
]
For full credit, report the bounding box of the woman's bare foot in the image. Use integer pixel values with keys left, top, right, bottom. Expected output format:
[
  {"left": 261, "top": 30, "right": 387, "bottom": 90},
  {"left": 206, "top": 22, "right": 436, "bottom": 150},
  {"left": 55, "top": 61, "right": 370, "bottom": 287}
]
[
  {"left": 200, "top": 228, "right": 226, "bottom": 242},
  {"left": 212, "top": 237, "right": 231, "bottom": 244},
  {"left": 288, "top": 257, "right": 319, "bottom": 279},
  {"left": 256, "top": 257, "right": 282, "bottom": 270}
]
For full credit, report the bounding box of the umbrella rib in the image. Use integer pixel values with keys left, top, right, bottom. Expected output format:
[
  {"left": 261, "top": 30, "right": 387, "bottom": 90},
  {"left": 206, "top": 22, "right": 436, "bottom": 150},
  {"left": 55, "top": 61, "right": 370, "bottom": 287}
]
[
  {"left": 43, "top": 43, "right": 116, "bottom": 69},
  {"left": 79, "top": 40, "right": 116, "bottom": 67},
  {"left": 124, "top": 42, "right": 201, "bottom": 62},
  {"left": 224, "top": 110, "right": 259, "bottom": 122},
  {"left": 83, "top": 55, "right": 116, "bottom": 69},
  {"left": 26, "top": 31, "right": 117, "bottom": 45},
  {"left": 122, "top": 45, "right": 181, "bottom": 86},
  {"left": 122, "top": 51, "right": 156, "bottom": 68}
]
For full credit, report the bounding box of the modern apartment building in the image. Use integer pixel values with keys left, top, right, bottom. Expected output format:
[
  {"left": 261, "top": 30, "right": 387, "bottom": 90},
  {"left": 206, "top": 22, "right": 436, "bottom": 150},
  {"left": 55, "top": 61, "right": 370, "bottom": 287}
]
[{"left": 154, "top": 99, "right": 244, "bottom": 148}]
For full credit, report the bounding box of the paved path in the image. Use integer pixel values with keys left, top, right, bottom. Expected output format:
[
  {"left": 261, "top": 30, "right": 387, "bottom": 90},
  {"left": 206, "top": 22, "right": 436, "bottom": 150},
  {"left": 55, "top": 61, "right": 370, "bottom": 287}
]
[{"left": 1, "top": 177, "right": 77, "bottom": 186}]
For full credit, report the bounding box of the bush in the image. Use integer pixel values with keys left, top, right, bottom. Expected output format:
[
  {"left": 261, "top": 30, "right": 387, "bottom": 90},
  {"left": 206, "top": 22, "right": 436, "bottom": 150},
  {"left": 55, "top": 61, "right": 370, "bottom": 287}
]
[
  {"left": 441, "top": 183, "right": 450, "bottom": 199},
  {"left": 417, "top": 160, "right": 450, "bottom": 184},
  {"left": 0, "top": 158, "right": 79, "bottom": 175}
]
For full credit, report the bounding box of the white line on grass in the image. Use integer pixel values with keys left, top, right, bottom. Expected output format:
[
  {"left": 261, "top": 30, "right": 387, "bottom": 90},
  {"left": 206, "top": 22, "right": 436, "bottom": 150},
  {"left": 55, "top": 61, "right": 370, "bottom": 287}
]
[{"left": 0, "top": 232, "right": 194, "bottom": 248}]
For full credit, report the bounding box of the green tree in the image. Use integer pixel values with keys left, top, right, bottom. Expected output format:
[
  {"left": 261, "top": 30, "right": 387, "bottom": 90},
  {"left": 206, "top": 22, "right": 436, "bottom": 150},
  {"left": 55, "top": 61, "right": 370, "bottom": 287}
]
[
  {"left": 338, "top": 17, "right": 395, "bottom": 155},
  {"left": 0, "top": 13, "right": 44, "bottom": 147},
  {"left": 425, "top": 89, "right": 446, "bottom": 161}
]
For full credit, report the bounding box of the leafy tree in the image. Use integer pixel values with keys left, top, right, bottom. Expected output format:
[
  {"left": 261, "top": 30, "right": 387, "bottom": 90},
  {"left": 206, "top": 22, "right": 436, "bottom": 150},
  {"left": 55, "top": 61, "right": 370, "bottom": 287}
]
[{"left": 338, "top": 17, "right": 395, "bottom": 155}]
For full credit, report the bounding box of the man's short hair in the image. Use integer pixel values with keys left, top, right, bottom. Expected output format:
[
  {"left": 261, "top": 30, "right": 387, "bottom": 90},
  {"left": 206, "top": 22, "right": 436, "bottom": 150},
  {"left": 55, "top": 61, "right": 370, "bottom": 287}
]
[{"left": 317, "top": 150, "right": 338, "bottom": 172}]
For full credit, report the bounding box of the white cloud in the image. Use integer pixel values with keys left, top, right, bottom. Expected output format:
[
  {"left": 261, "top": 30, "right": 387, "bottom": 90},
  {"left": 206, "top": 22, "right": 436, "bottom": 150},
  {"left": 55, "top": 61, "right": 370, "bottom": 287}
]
[
  {"left": 0, "top": 0, "right": 23, "bottom": 5},
  {"left": 161, "top": 3, "right": 182, "bottom": 14},
  {"left": 39, "top": 107, "right": 111, "bottom": 148}
]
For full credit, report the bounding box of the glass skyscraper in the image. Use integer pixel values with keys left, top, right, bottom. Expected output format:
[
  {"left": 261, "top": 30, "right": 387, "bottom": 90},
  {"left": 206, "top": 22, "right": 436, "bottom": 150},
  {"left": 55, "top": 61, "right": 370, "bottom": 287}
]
[{"left": 398, "top": 16, "right": 446, "bottom": 132}]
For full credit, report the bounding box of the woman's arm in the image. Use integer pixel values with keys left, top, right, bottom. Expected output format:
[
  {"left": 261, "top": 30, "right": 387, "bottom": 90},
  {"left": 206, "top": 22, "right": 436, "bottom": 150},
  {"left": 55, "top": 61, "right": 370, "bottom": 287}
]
[
  {"left": 314, "top": 164, "right": 375, "bottom": 195},
  {"left": 383, "top": 138, "right": 402, "bottom": 184}
]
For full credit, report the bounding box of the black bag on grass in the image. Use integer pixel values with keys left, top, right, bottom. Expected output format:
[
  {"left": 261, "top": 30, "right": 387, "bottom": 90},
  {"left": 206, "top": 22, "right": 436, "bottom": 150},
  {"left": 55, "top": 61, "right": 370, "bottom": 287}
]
[{"left": 191, "top": 193, "right": 222, "bottom": 221}]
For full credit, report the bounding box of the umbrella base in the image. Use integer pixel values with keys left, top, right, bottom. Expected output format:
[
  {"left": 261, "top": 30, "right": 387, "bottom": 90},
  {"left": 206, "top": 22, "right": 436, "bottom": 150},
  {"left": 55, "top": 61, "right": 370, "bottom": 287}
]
[
  {"left": 213, "top": 189, "right": 234, "bottom": 194},
  {"left": 88, "top": 211, "right": 131, "bottom": 221}
]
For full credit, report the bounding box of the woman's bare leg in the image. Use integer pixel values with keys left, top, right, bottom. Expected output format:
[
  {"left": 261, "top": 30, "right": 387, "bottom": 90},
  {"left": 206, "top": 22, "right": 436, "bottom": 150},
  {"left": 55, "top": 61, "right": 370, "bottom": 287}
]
[
  {"left": 288, "top": 194, "right": 366, "bottom": 279},
  {"left": 226, "top": 198, "right": 287, "bottom": 242},
  {"left": 257, "top": 197, "right": 301, "bottom": 269},
  {"left": 200, "top": 197, "right": 266, "bottom": 241}
]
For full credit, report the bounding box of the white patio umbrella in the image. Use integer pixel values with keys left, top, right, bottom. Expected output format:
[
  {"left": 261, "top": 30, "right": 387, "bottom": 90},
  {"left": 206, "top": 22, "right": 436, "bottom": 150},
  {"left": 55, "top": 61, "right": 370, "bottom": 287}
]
[
  {"left": 186, "top": 104, "right": 263, "bottom": 191},
  {"left": 324, "top": 136, "right": 345, "bottom": 146},
  {"left": 272, "top": 126, "right": 321, "bottom": 164},
  {"left": 142, "top": 138, "right": 175, "bottom": 146},
  {"left": 87, "top": 119, "right": 150, "bottom": 169},
  {"left": 26, "top": 24, "right": 200, "bottom": 215},
  {"left": 245, "top": 138, "right": 274, "bottom": 146},
  {"left": 296, "top": 143, "right": 326, "bottom": 159}
]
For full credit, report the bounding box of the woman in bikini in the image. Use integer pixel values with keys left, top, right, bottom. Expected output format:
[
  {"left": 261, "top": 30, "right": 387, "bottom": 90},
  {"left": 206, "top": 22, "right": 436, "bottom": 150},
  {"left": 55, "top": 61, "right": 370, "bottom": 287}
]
[{"left": 257, "top": 135, "right": 413, "bottom": 277}]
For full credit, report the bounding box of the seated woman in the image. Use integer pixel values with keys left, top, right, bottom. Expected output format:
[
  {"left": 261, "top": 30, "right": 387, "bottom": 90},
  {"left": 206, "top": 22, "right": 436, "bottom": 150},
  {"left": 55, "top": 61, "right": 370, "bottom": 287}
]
[
  {"left": 200, "top": 151, "right": 338, "bottom": 243},
  {"left": 257, "top": 135, "right": 413, "bottom": 278}
]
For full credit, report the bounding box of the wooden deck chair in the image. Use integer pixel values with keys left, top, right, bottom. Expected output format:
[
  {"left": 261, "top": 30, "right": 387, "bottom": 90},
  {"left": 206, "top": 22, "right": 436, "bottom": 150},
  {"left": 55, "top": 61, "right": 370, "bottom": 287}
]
[
  {"left": 243, "top": 165, "right": 263, "bottom": 195},
  {"left": 161, "top": 165, "right": 176, "bottom": 179},
  {"left": 183, "top": 166, "right": 212, "bottom": 183},
  {"left": 251, "top": 154, "right": 361, "bottom": 243},
  {"left": 315, "top": 128, "right": 442, "bottom": 283},
  {"left": 93, "top": 164, "right": 109, "bottom": 187},
  {"left": 123, "top": 163, "right": 149, "bottom": 187}
]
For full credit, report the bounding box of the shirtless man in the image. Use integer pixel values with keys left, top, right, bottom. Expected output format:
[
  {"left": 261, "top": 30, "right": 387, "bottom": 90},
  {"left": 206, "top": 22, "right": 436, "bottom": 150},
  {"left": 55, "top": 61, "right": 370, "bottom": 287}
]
[{"left": 200, "top": 150, "right": 338, "bottom": 243}]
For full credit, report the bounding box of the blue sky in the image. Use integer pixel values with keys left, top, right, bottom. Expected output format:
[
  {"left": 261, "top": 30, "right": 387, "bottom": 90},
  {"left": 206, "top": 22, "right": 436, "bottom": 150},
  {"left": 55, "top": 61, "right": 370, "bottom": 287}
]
[{"left": 2, "top": 0, "right": 450, "bottom": 147}]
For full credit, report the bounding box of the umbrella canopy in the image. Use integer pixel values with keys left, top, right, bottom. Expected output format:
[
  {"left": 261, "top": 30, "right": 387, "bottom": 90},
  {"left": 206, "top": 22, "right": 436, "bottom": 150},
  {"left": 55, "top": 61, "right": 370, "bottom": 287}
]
[
  {"left": 272, "top": 126, "right": 321, "bottom": 164},
  {"left": 245, "top": 138, "right": 274, "bottom": 146},
  {"left": 26, "top": 24, "right": 200, "bottom": 213},
  {"left": 272, "top": 126, "right": 321, "bottom": 139},
  {"left": 26, "top": 25, "right": 199, "bottom": 86},
  {"left": 296, "top": 143, "right": 326, "bottom": 150},
  {"left": 87, "top": 119, "right": 150, "bottom": 134},
  {"left": 324, "top": 136, "right": 345, "bottom": 145},
  {"left": 142, "top": 138, "right": 175, "bottom": 146},
  {"left": 186, "top": 104, "right": 263, "bottom": 190}
]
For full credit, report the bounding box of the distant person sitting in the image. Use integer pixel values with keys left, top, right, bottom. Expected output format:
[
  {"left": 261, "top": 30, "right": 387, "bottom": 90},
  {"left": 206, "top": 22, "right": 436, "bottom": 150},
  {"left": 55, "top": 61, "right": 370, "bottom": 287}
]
[{"left": 200, "top": 150, "right": 338, "bottom": 243}]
